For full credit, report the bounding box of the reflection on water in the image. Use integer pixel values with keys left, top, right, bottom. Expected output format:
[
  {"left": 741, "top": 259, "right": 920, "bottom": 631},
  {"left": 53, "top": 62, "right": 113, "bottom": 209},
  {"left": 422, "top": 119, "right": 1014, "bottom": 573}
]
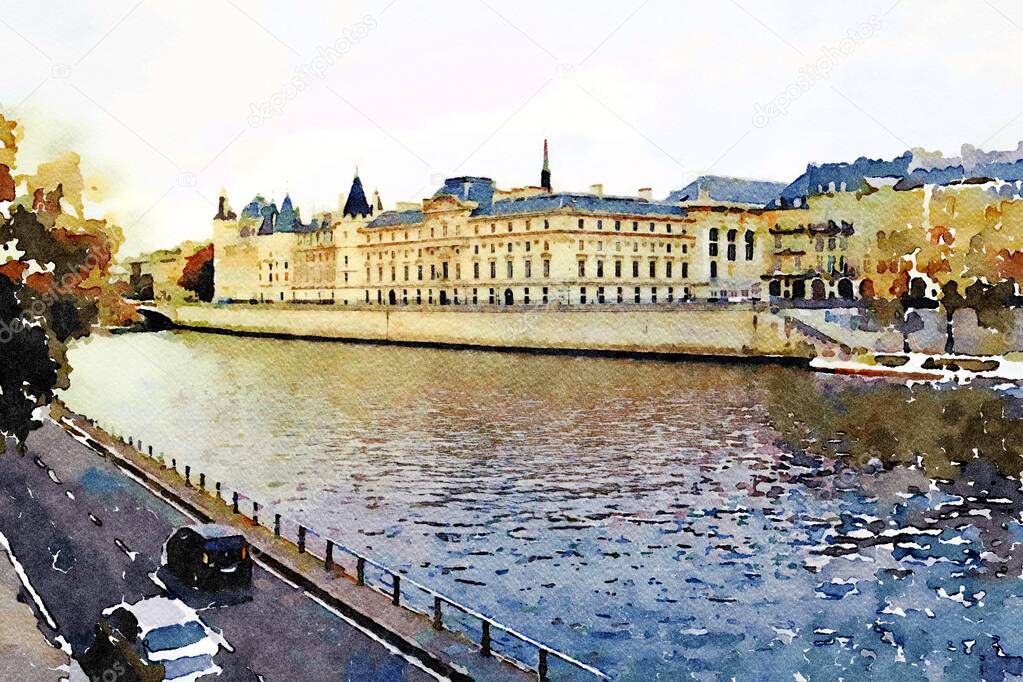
[{"left": 62, "top": 331, "right": 1023, "bottom": 680}]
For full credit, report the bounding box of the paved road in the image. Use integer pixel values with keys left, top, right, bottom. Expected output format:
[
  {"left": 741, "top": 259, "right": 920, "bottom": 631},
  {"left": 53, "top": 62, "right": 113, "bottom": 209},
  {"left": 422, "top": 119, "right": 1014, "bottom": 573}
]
[{"left": 0, "top": 420, "right": 438, "bottom": 682}]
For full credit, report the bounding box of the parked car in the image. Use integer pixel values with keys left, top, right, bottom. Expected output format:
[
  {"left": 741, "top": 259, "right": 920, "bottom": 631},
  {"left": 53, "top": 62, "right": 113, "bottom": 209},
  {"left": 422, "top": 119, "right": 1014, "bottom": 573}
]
[
  {"left": 163, "top": 524, "right": 252, "bottom": 591},
  {"left": 82, "top": 596, "right": 228, "bottom": 681}
]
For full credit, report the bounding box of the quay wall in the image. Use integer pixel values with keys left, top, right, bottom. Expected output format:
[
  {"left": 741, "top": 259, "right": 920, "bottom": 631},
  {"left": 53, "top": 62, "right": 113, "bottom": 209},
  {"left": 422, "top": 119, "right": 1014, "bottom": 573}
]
[{"left": 166, "top": 304, "right": 817, "bottom": 359}]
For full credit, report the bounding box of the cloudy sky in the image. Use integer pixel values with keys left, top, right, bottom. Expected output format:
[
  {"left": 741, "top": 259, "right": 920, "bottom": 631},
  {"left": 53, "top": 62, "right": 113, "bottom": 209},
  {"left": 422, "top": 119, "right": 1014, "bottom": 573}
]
[{"left": 4, "top": 0, "right": 1023, "bottom": 255}]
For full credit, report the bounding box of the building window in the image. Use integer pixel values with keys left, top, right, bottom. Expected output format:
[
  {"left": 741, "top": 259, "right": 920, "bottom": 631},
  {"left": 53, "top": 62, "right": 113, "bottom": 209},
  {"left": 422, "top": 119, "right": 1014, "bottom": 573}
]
[
  {"left": 666, "top": 261, "right": 673, "bottom": 278},
  {"left": 525, "top": 260, "right": 532, "bottom": 278},
  {"left": 615, "top": 260, "right": 622, "bottom": 278},
  {"left": 417, "top": 265, "right": 423, "bottom": 281},
  {"left": 524, "top": 287, "right": 530, "bottom": 304},
  {"left": 616, "top": 286, "right": 623, "bottom": 303},
  {"left": 443, "top": 262, "right": 449, "bottom": 279},
  {"left": 634, "top": 287, "right": 640, "bottom": 303},
  {"left": 490, "top": 262, "right": 497, "bottom": 278},
  {"left": 615, "top": 220, "right": 621, "bottom": 231},
  {"left": 649, "top": 261, "right": 656, "bottom": 278},
  {"left": 507, "top": 261, "right": 513, "bottom": 278},
  {"left": 597, "top": 286, "right": 605, "bottom": 303},
  {"left": 578, "top": 218, "right": 585, "bottom": 229},
  {"left": 489, "top": 288, "right": 495, "bottom": 304},
  {"left": 710, "top": 261, "right": 717, "bottom": 278},
  {"left": 651, "top": 287, "right": 657, "bottom": 303},
  {"left": 472, "top": 288, "right": 478, "bottom": 305},
  {"left": 649, "top": 222, "right": 655, "bottom": 232},
  {"left": 667, "top": 286, "right": 674, "bottom": 302},
  {"left": 430, "top": 264, "right": 436, "bottom": 280},
  {"left": 579, "top": 287, "right": 587, "bottom": 304},
  {"left": 597, "top": 260, "right": 604, "bottom": 278},
  {"left": 403, "top": 290, "right": 408, "bottom": 305},
  {"left": 404, "top": 265, "right": 409, "bottom": 281},
  {"left": 525, "top": 241, "right": 531, "bottom": 252},
  {"left": 666, "top": 224, "right": 672, "bottom": 233},
  {"left": 474, "top": 262, "right": 480, "bottom": 279},
  {"left": 727, "top": 229, "right": 737, "bottom": 261},
  {"left": 632, "top": 221, "right": 638, "bottom": 232},
  {"left": 745, "top": 230, "right": 755, "bottom": 260},
  {"left": 544, "top": 219, "right": 549, "bottom": 230},
  {"left": 543, "top": 259, "right": 550, "bottom": 278},
  {"left": 709, "top": 228, "right": 719, "bottom": 257},
  {"left": 507, "top": 242, "right": 513, "bottom": 253},
  {"left": 682, "top": 262, "right": 688, "bottom": 278},
  {"left": 597, "top": 219, "right": 603, "bottom": 230},
  {"left": 542, "top": 287, "right": 549, "bottom": 304},
  {"left": 578, "top": 260, "right": 586, "bottom": 277}
]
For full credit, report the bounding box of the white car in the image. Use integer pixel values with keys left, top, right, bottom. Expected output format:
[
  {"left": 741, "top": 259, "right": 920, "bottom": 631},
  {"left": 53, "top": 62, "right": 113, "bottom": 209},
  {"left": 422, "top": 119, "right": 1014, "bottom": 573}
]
[{"left": 102, "top": 596, "right": 231, "bottom": 681}]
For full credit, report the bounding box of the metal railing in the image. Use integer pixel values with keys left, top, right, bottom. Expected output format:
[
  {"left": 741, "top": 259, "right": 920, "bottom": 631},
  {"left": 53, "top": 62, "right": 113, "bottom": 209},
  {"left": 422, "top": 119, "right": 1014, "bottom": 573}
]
[{"left": 92, "top": 420, "right": 610, "bottom": 681}]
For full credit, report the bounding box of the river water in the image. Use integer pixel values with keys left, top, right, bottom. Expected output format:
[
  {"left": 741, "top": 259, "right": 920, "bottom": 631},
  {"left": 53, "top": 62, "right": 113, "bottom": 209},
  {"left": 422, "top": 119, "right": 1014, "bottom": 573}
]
[{"left": 61, "top": 330, "right": 1023, "bottom": 681}]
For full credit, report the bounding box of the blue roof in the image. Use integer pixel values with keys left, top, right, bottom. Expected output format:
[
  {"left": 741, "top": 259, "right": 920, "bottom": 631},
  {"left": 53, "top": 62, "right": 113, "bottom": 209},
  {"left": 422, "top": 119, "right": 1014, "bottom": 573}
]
[
  {"left": 488, "top": 193, "right": 687, "bottom": 218},
  {"left": 343, "top": 175, "right": 373, "bottom": 218},
  {"left": 367, "top": 209, "right": 425, "bottom": 228},
  {"left": 666, "top": 175, "right": 785, "bottom": 205},
  {"left": 276, "top": 194, "right": 298, "bottom": 232}
]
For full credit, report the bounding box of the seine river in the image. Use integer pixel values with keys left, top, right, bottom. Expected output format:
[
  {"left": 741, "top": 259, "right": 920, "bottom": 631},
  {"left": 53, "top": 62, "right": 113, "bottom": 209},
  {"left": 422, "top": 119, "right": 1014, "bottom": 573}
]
[{"left": 62, "top": 330, "right": 1023, "bottom": 681}]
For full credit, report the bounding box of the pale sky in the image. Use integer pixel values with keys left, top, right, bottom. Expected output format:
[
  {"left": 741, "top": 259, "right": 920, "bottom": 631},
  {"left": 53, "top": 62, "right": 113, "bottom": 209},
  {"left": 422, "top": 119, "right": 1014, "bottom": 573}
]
[{"left": 4, "top": 0, "right": 1023, "bottom": 256}]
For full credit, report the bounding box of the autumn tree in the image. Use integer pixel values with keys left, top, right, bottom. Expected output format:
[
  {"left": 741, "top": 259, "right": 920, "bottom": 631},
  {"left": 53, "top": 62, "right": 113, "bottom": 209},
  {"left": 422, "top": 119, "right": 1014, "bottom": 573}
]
[
  {"left": 178, "top": 243, "right": 214, "bottom": 302},
  {"left": 0, "top": 114, "right": 121, "bottom": 452}
]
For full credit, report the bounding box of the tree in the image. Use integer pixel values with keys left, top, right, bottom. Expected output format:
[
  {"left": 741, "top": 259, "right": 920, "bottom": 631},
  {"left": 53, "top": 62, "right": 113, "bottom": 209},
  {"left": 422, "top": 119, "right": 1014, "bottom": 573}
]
[
  {"left": 178, "top": 244, "right": 214, "bottom": 302},
  {"left": 0, "top": 114, "right": 120, "bottom": 452}
]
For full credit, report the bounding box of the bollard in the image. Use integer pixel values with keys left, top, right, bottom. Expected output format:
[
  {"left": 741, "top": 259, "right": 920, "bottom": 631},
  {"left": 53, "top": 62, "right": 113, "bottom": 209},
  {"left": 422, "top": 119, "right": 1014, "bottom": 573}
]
[
  {"left": 325, "top": 541, "right": 334, "bottom": 571},
  {"left": 298, "top": 526, "right": 306, "bottom": 554},
  {"left": 356, "top": 557, "right": 366, "bottom": 585},
  {"left": 432, "top": 597, "right": 443, "bottom": 630},
  {"left": 274, "top": 514, "right": 281, "bottom": 537},
  {"left": 199, "top": 473, "right": 205, "bottom": 490},
  {"left": 147, "top": 445, "right": 153, "bottom": 456},
  {"left": 232, "top": 491, "right": 239, "bottom": 514},
  {"left": 215, "top": 482, "right": 221, "bottom": 500},
  {"left": 392, "top": 575, "right": 401, "bottom": 606},
  {"left": 252, "top": 501, "right": 259, "bottom": 525},
  {"left": 185, "top": 466, "right": 191, "bottom": 486},
  {"left": 481, "top": 621, "right": 491, "bottom": 657},
  {"left": 538, "top": 649, "right": 549, "bottom": 682}
]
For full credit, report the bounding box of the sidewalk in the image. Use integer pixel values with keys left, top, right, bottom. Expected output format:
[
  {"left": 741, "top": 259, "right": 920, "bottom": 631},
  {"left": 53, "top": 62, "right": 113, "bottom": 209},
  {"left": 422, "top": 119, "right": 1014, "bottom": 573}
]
[{"left": 0, "top": 533, "right": 69, "bottom": 682}]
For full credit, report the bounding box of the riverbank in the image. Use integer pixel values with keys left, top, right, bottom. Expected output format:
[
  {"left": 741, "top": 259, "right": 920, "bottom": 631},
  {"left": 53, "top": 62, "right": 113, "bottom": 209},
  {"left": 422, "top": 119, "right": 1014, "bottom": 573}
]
[
  {"left": 50, "top": 400, "right": 586, "bottom": 682},
  {"left": 146, "top": 302, "right": 818, "bottom": 360}
]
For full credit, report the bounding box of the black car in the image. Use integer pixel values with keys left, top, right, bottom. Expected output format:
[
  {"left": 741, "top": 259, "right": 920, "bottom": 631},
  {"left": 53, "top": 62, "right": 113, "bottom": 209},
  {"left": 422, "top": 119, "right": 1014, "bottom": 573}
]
[{"left": 163, "top": 524, "right": 252, "bottom": 591}]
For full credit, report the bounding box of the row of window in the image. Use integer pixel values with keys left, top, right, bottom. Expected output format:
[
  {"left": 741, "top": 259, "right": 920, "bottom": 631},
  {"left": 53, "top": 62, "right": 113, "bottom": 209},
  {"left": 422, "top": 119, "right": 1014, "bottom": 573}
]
[
  {"left": 578, "top": 259, "right": 689, "bottom": 279},
  {"left": 362, "top": 285, "right": 693, "bottom": 306},
  {"left": 708, "top": 229, "right": 756, "bottom": 262},
  {"left": 367, "top": 217, "right": 687, "bottom": 244}
]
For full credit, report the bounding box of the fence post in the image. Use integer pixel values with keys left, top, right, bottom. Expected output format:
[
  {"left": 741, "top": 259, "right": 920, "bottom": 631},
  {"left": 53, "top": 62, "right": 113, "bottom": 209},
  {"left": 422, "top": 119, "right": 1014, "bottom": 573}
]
[
  {"left": 432, "top": 597, "right": 442, "bottom": 630},
  {"left": 199, "top": 473, "right": 205, "bottom": 490},
  {"left": 232, "top": 491, "right": 239, "bottom": 514},
  {"left": 481, "top": 621, "right": 491, "bottom": 657},
  {"left": 356, "top": 557, "right": 365, "bottom": 585},
  {"left": 185, "top": 465, "right": 191, "bottom": 486},
  {"left": 252, "top": 501, "right": 259, "bottom": 525},
  {"left": 298, "top": 526, "right": 306, "bottom": 554},
  {"left": 392, "top": 575, "right": 401, "bottom": 606},
  {"left": 325, "top": 541, "right": 334, "bottom": 571},
  {"left": 538, "top": 649, "right": 548, "bottom": 682},
  {"left": 274, "top": 514, "right": 281, "bottom": 537}
]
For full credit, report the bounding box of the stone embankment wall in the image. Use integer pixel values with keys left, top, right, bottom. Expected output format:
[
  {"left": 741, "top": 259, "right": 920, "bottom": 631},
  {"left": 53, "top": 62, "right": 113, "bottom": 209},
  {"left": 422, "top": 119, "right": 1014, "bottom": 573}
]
[{"left": 167, "top": 304, "right": 816, "bottom": 359}]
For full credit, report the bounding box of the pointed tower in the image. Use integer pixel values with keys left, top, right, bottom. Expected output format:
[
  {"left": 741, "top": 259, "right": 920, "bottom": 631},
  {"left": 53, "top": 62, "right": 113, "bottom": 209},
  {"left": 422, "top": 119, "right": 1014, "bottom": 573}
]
[
  {"left": 373, "top": 189, "right": 383, "bottom": 211},
  {"left": 540, "top": 139, "right": 552, "bottom": 192},
  {"left": 276, "top": 193, "right": 297, "bottom": 232},
  {"left": 342, "top": 170, "right": 373, "bottom": 218}
]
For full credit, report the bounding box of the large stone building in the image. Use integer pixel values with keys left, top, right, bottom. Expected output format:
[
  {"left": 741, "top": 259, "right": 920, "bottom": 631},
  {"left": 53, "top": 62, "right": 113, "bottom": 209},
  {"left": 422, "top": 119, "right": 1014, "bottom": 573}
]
[{"left": 211, "top": 143, "right": 801, "bottom": 307}]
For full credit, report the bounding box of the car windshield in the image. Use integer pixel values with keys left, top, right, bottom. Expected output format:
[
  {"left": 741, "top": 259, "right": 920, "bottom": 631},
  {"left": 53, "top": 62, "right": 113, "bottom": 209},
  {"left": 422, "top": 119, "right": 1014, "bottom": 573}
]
[
  {"left": 143, "top": 621, "right": 206, "bottom": 653},
  {"left": 204, "top": 536, "right": 244, "bottom": 552},
  {"left": 163, "top": 653, "right": 218, "bottom": 681}
]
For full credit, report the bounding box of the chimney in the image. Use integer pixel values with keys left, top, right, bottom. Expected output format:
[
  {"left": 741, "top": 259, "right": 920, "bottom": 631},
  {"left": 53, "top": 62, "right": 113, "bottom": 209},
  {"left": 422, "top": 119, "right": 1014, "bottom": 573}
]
[
  {"left": 638, "top": 188, "right": 653, "bottom": 200},
  {"left": 589, "top": 183, "right": 604, "bottom": 197}
]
